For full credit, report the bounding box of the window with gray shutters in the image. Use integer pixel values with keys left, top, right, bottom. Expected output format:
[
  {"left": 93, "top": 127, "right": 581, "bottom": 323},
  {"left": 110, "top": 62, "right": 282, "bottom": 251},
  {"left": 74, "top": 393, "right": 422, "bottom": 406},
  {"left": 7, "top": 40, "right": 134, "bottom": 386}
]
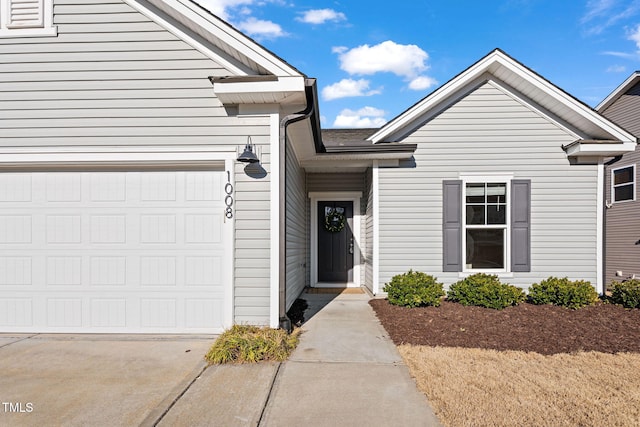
[{"left": 443, "top": 178, "right": 530, "bottom": 273}]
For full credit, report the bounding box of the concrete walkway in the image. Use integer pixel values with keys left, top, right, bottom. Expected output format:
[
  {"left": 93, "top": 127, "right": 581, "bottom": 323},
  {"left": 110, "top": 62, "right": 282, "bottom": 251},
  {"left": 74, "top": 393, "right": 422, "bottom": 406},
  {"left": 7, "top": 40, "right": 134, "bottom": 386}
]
[
  {"left": 161, "top": 291, "right": 442, "bottom": 426},
  {"left": 0, "top": 291, "right": 441, "bottom": 426}
]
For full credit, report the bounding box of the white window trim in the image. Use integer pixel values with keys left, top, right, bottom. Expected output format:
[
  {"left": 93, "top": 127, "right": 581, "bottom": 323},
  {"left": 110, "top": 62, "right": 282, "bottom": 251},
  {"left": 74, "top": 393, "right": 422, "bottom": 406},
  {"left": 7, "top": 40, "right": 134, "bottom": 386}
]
[
  {"left": 460, "top": 175, "right": 512, "bottom": 275},
  {"left": 0, "top": 0, "right": 57, "bottom": 37},
  {"left": 611, "top": 164, "right": 636, "bottom": 204}
]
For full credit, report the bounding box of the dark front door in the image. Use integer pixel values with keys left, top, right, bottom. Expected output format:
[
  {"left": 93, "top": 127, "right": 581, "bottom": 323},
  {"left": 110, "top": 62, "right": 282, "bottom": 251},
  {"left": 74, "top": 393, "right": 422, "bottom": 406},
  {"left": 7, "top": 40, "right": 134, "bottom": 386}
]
[{"left": 318, "top": 201, "right": 353, "bottom": 283}]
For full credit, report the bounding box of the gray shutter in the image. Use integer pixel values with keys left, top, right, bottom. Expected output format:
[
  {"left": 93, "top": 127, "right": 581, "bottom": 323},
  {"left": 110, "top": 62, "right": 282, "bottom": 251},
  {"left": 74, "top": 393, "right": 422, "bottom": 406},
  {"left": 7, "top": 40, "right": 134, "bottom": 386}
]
[
  {"left": 511, "top": 179, "right": 531, "bottom": 272},
  {"left": 7, "top": 0, "right": 44, "bottom": 29},
  {"left": 443, "top": 180, "right": 462, "bottom": 272}
]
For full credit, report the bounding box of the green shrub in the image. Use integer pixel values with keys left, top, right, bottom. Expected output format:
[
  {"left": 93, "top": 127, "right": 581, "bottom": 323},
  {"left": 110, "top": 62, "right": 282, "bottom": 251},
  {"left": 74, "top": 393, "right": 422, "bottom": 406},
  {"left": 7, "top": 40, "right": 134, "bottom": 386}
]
[
  {"left": 447, "top": 273, "right": 525, "bottom": 310},
  {"left": 384, "top": 270, "right": 445, "bottom": 308},
  {"left": 205, "top": 324, "right": 300, "bottom": 364},
  {"left": 609, "top": 279, "right": 640, "bottom": 309},
  {"left": 528, "top": 277, "right": 598, "bottom": 309}
]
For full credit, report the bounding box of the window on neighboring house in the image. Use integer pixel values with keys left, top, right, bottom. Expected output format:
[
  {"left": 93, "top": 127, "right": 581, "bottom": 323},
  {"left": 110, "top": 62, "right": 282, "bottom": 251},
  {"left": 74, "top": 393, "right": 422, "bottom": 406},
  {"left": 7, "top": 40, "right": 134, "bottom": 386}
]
[
  {"left": 612, "top": 165, "right": 635, "bottom": 203},
  {"left": 443, "top": 178, "right": 530, "bottom": 274},
  {"left": 464, "top": 182, "right": 508, "bottom": 270},
  {"left": 0, "top": 0, "right": 57, "bottom": 37}
]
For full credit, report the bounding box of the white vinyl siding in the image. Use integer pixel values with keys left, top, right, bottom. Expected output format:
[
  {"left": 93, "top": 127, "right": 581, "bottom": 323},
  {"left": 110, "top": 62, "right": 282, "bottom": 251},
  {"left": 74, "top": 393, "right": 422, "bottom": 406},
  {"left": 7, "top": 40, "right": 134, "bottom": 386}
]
[
  {"left": 0, "top": 0, "right": 276, "bottom": 326},
  {"left": 377, "top": 81, "right": 599, "bottom": 290},
  {"left": 285, "top": 136, "right": 307, "bottom": 309},
  {"left": 0, "top": 0, "right": 243, "bottom": 147},
  {"left": 364, "top": 168, "right": 374, "bottom": 294}
]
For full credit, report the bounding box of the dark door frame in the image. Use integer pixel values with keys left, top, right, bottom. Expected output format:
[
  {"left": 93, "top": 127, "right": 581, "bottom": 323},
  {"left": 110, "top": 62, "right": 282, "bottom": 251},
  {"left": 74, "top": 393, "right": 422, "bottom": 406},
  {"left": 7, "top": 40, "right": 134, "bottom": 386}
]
[{"left": 309, "top": 192, "right": 362, "bottom": 287}]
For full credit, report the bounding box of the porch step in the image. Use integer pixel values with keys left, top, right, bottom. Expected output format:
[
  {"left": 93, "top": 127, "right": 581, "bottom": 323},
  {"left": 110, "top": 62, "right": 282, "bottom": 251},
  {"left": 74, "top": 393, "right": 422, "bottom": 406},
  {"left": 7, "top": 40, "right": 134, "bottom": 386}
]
[{"left": 305, "top": 287, "right": 364, "bottom": 295}]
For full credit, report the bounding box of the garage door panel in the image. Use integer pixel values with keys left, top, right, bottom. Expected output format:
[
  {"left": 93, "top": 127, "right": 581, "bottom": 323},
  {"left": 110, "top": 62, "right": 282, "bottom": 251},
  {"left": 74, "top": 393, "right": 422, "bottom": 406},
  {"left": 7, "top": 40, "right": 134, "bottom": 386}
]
[
  {"left": 0, "top": 170, "right": 229, "bottom": 333},
  {"left": 0, "top": 257, "right": 32, "bottom": 286},
  {"left": 0, "top": 298, "right": 32, "bottom": 327},
  {"left": 47, "top": 256, "right": 82, "bottom": 286},
  {"left": 0, "top": 215, "right": 32, "bottom": 243},
  {"left": 0, "top": 173, "right": 31, "bottom": 201},
  {"left": 91, "top": 299, "right": 127, "bottom": 328},
  {"left": 140, "top": 256, "right": 177, "bottom": 286}
]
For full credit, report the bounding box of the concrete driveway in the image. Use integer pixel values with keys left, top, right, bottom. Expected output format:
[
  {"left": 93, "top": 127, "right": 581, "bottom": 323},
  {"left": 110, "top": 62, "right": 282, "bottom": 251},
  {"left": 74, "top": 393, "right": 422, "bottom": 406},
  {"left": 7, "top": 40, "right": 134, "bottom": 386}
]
[
  {"left": 0, "top": 293, "right": 442, "bottom": 426},
  {"left": 0, "top": 334, "right": 214, "bottom": 426}
]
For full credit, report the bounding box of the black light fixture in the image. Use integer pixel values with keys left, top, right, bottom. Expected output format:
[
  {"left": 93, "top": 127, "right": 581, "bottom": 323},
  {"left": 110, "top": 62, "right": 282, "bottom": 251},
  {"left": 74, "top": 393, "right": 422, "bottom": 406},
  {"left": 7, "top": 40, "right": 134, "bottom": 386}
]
[{"left": 237, "top": 136, "right": 260, "bottom": 163}]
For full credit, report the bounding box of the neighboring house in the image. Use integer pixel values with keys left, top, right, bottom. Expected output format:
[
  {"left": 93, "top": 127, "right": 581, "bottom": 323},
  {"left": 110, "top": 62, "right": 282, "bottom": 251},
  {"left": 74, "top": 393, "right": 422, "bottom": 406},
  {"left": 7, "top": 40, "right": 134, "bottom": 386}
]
[
  {"left": 0, "top": 1, "right": 634, "bottom": 335},
  {"left": 597, "top": 72, "right": 640, "bottom": 286}
]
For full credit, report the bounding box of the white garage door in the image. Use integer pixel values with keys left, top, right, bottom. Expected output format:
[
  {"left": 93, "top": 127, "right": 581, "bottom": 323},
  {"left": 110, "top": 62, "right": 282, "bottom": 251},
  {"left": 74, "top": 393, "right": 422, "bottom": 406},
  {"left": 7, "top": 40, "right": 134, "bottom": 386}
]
[{"left": 0, "top": 169, "right": 230, "bottom": 333}]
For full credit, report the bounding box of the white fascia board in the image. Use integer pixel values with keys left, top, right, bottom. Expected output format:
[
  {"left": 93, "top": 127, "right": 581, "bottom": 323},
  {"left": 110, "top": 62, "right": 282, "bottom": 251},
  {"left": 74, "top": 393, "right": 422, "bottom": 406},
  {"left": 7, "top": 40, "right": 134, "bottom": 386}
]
[
  {"left": 299, "top": 152, "right": 409, "bottom": 167},
  {"left": 370, "top": 50, "right": 636, "bottom": 144},
  {"left": 596, "top": 72, "right": 640, "bottom": 112},
  {"left": 213, "top": 76, "right": 305, "bottom": 98},
  {"left": 0, "top": 146, "right": 237, "bottom": 165},
  {"left": 564, "top": 141, "right": 637, "bottom": 157},
  {"left": 495, "top": 54, "right": 637, "bottom": 143}
]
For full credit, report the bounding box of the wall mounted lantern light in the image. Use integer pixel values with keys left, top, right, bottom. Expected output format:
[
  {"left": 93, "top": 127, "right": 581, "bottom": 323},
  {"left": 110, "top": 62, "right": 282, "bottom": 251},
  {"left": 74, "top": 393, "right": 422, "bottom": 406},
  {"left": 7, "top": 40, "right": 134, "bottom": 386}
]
[{"left": 237, "top": 136, "right": 260, "bottom": 163}]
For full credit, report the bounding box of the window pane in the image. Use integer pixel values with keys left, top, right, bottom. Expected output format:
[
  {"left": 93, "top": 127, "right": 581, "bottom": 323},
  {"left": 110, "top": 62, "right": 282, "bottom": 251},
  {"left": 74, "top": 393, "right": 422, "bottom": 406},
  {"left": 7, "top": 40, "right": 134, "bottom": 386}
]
[
  {"left": 615, "top": 184, "right": 634, "bottom": 202},
  {"left": 614, "top": 167, "right": 634, "bottom": 185},
  {"left": 466, "top": 183, "right": 485, "bottom": 203},
  {"left": 466, "top": 229, "right": 504, "bottom": 269},
  {"left": 466, "top": 205, "right": 485, "bottom": 225},
  {"left": 487, "top": 204, "right": 506, "bottom": 224},
  {"left": 486, "top": 183, "right": 506, "bottom": 203}
]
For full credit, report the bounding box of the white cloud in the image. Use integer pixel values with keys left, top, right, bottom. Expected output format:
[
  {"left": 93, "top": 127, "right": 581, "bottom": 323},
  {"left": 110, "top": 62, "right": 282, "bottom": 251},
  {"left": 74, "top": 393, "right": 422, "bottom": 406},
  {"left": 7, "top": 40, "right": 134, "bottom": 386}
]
[
  {"left": 194, "top": 0, "right": 253, "bottom": 20},
  {"left": 629, "top": 23, "right": 640, "bottom": 49},
  {"left": 408, "top": 75, "right": 438, "bottom": 91},
  {"left": 194, "top": 0, "right": 288, "bottom": 39},
  {"left": 581, "top": 0, "right": 640, "bottom": 35},
  {"left": 335, "top": 40, "right": 429, "bottom": 79},
  {"left": 603, "top": 50, "right": 637, "bottom": 58},
  {"left": 297, "top": 9, "right": 346, "bottom": 24},
  {"left": 332, "top": 107, "right": 387, "bottom": 128},
  {"left": 236, "top": 17, "right": 286, "bottom": 39},
  {"left": 581, "top": 0, "right": 617, "bottom": 24},
  {"left": 322, "top": 79, "right": 382, "bottom": 100},
  {"left": 606, "top": 64, "right": 627, "bottom": 72}
]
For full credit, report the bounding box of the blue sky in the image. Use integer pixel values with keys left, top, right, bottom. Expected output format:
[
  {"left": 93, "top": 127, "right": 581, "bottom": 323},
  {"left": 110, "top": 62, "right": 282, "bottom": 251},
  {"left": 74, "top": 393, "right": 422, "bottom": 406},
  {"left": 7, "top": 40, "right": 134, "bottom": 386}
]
[{"left": 196, "top": 0, "right": 640, "bottom": 128}]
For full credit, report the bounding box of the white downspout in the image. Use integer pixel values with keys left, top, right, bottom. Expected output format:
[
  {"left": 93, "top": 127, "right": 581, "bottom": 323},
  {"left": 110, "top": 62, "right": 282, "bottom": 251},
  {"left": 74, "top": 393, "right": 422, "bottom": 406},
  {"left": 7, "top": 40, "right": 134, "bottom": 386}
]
[{"left": 596, "top": 159, "right": 604, "bottom": 294}]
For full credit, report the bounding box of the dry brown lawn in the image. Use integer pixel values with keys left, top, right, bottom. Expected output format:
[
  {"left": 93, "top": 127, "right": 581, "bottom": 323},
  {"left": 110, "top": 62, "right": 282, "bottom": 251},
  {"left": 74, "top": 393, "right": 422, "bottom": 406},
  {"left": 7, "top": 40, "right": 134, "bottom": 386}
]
[{"left": 400, "top": 345, "right": 640, "bottom": 427}]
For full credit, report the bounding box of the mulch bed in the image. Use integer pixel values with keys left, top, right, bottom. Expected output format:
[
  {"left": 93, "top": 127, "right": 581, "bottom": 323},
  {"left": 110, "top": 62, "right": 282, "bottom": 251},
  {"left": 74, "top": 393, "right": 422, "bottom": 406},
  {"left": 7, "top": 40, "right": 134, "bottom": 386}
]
[{"left": 369, "top": 299, "right": 640, "bottom": 355}]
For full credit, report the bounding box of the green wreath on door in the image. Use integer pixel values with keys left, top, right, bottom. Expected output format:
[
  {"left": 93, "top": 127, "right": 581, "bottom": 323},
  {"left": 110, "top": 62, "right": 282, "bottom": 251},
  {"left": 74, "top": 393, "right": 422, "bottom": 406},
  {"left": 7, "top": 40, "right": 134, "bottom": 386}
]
[{"left": 324, "top": 207, "right": 346, "bottom": 233}]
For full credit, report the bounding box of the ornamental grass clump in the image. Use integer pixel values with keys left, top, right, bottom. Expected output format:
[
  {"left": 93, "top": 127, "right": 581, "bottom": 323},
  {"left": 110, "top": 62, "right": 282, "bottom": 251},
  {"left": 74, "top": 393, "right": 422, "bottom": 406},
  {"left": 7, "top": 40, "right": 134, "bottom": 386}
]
[
  {"left": 384, "top": 270, "right": 445, "bottom": 308},
  {"left": 447, "top": 273, "right": 525, "bottom": 310},
  {"left": 528, "top": 276, "right": 598, "bottom": 309},
  {"left": 205, "top": 324, "right": 300, "bottom": 364},
  {"left": 609, "top": 279, "right": 640, "bottom": 309}
]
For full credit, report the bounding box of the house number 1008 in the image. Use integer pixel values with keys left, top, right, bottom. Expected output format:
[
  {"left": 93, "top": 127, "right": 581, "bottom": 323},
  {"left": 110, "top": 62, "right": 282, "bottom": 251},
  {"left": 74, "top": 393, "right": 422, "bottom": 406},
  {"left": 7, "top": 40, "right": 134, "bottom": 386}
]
[{"left": 225, "top": 171, "right": 234, "bottom": 219}]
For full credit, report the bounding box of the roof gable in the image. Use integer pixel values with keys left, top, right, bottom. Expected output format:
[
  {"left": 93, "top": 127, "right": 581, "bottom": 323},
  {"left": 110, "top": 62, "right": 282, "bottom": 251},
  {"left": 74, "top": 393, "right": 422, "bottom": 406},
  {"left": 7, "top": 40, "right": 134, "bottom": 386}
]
[
  {"left": 596, "top": 71, "right": 640, "bottom": 113},
  {"left": 125, "top": 0, "right": 303, "bottom": 77},
  {"left": 369, "top": 49, "right": 635, "bottom": 146}
]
